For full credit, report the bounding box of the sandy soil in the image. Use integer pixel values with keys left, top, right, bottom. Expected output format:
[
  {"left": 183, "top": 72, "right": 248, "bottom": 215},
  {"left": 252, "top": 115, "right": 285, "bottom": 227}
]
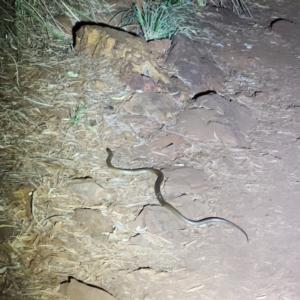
[{"left": 1, "top": 0, "right": 300, "bottom": 299}]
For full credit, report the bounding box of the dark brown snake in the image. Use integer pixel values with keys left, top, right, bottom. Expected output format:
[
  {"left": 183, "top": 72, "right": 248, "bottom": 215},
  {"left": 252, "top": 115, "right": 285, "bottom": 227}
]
[{"left": 106, "top": 148, "right": 248, "bottom": 242}]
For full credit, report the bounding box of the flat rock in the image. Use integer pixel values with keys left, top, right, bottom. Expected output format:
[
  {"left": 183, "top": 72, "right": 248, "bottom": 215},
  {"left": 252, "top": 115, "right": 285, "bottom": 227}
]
[
  {"left": 66, "top": 179, "right": 107, "bottom": 206},
  {"left": 72, "top": 208, "right": 113, "bottom": 242},
  {"left": 128, "top": 206, "right": 184, "bottom": 234},
  {"left": 59, "top": 278, "right": 116, "bottom": 300},
  {"left": 148, "top": 133, "right": 187, "bottom": 161},
  {"left": 122, "top": 93, "right": 177, "bottom": 123},
  {"left": 164, "top": 167, "right": 209, "bottom": 196},
  {"left": 176, "top": 94, "right": 256, "bottom": 147}
]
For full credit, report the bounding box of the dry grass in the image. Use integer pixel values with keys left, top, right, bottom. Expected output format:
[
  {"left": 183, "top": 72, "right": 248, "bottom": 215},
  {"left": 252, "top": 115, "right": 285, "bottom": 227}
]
[
  {"left": 198, "top": 0, "right": 252, "bottom": 17},
  {"left": 0, "top": 46, "right": 253, "bottom": 297},
  {"left": 0, "top": 14, "right": 125, "bottom": 294},
  {"left": 0, "top": 39, "right": 260, "bottom": 295},
  {"left": 0, "top": 1, "right": 259, "bottom": 298}
]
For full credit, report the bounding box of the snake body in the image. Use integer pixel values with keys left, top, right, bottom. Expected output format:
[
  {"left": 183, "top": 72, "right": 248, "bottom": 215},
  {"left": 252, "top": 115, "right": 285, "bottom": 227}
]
[{"left": 106, "top": 148, "right": 248, "bottom": 242}]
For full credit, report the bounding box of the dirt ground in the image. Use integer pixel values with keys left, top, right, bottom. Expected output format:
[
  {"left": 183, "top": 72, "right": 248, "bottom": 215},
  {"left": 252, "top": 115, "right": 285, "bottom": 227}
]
[{"left": 1, "top": 0, "right": 300, "bottom": 299}]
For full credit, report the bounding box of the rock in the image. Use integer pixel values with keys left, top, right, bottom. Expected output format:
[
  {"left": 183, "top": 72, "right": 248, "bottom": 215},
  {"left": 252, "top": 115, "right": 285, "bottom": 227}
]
[
  {"left": 66, "top": 179, "right": 107, "bottom": 206},
  {"left": 166, "top": 34, "right": 225, "bottom": 96},
  {"left": 270, "top": 19, "right": 300, "bottom": 44},
  {"left": 164, "top": 167, "right": 209, "bottom": 195},
  {"left": 122, "top": 93, "right": 177, "bottom": 123},
  {"left": 146, "top": 39, "right": 171, "bottom": 58},
  {"left": 72, "top": 209, "right": 113, "bottom": 242},
  {"left": 59, "top": 278, "right": 116, "bottom": 300},
  {"left": 176, "top": 94, "right": 256, "bottom": 147},
  {"left": 75, "top": 25, "right": 171, "bottom": 92}
]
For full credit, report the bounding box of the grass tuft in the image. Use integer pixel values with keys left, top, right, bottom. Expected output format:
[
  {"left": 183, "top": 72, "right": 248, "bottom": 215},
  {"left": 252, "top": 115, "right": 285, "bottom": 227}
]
[
  {"left": 204, "top": 0, "right": 252, "bottom": 18},
  {"left": 1, "top": 0, "right": 113, "bottom": 51},
  {"left": 116, "top": 0, "right": 195, "bottom": 41},
  {"left": 70, "top": 104, "right": 86, "bottom": 126}
]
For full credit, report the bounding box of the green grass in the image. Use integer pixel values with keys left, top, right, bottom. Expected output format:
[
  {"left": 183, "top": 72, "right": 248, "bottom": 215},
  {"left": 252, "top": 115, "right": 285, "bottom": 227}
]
[
  {"left": 1, "top": 0, "right": 113, "bottom": 50},
  {"left": 116, "top": 0, "right": 195, "bottom": 41},
  {"left": 70, "top": 104, "right": 86, "bottom": 126},
  {"left": 196, "top": 0, "right": 206, "bottom": 6}
]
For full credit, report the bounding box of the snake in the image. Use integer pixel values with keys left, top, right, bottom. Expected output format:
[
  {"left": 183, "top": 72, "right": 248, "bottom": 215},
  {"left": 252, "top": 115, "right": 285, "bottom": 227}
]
[{"left": 106, "top": 148, "right": 248, "bottom": 242}]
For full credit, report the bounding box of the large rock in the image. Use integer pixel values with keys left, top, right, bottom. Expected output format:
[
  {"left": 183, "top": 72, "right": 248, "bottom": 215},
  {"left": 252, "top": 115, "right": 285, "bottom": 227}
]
[
  {"left": 176, "top": 94, "right": 256, "bottom": 148},
  {"left": 166, "top": 34, "right": 225, "bottom": 96},
  {"left": 271, "top": 19, "right": 300, "bottom": 44},
  {"left": 75, "top": 25, "right": 170, "bottom": 92}
]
